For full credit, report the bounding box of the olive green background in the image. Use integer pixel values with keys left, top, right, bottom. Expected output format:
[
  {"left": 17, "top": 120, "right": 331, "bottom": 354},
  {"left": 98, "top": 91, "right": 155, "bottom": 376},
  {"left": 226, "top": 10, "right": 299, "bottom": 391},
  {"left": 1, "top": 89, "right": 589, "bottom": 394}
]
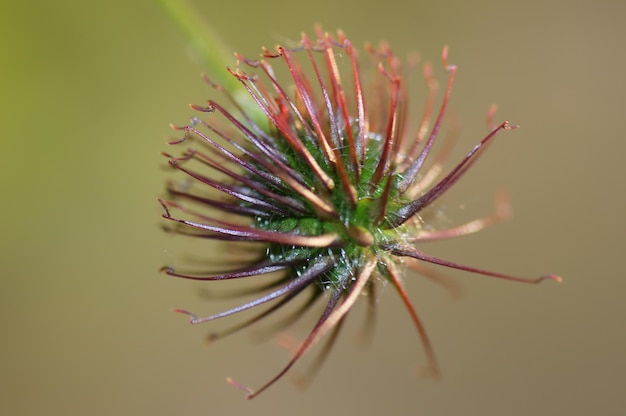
[{"left": 1, "top": 0, "right": 623, "bottom": 415}]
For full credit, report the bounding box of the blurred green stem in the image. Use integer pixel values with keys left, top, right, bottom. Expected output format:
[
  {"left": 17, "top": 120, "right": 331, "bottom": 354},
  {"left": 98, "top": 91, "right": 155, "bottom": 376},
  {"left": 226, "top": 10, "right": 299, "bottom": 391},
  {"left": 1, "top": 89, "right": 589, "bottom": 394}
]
[{"left": 157, "top": 0, "right": 264, "bottom": 124}]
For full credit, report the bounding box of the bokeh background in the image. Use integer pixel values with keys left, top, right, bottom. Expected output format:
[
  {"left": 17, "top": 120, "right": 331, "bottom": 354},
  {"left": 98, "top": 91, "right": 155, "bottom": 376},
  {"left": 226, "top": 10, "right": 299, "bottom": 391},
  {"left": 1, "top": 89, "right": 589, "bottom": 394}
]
[{"left": 1, "top": 0, "right": 624, "bottom": 415}]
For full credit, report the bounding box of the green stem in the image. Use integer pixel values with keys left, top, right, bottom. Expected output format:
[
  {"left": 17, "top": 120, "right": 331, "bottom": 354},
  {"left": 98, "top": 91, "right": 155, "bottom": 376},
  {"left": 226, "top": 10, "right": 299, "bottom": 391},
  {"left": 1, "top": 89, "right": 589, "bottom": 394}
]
[{"left": 157, "top": 0, "right": 265, "bottom": 124}]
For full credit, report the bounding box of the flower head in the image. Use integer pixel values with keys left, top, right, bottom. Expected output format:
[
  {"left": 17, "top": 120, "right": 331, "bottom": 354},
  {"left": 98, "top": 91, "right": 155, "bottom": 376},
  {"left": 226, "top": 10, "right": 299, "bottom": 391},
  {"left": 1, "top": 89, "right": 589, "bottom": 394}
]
[{"left": 160, "top": 27, "right": 561, "bottom": 399}]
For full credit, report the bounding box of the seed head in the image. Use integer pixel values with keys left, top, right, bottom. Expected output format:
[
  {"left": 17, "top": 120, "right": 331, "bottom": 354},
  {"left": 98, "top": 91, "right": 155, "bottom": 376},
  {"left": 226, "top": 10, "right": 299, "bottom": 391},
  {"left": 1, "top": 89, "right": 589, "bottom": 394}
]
[{"left": 160, "top": 27, "right": 561, "bottom": 399}]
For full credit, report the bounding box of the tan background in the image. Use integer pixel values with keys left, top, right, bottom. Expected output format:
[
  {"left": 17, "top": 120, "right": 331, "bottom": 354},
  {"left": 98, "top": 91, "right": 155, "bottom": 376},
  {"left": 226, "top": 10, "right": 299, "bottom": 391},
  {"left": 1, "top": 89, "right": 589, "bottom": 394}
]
[{"left": 1, "top": 0, "right": 623, "bottom": 414}]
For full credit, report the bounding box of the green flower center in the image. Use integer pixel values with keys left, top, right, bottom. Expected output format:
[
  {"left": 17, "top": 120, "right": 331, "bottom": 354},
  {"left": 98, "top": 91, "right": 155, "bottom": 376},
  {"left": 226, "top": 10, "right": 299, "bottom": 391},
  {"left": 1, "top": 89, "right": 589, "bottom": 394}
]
[{"left": 253, "top": 127, "right": 415, "bottom": 291}]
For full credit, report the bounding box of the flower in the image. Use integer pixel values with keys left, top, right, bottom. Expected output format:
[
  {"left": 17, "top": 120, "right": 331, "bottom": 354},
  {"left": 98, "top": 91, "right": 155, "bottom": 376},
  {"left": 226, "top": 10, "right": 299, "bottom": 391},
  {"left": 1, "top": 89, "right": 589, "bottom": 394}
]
[{"left": 160, "top": 27, "right": 561, "bottom": 399}]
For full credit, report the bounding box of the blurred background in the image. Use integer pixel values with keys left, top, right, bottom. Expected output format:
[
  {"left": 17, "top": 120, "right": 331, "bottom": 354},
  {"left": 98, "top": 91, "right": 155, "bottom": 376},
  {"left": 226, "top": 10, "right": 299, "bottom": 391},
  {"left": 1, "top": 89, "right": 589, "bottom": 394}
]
[{"left": 1, "top": 0, "right": 624, "bottom": 415}]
